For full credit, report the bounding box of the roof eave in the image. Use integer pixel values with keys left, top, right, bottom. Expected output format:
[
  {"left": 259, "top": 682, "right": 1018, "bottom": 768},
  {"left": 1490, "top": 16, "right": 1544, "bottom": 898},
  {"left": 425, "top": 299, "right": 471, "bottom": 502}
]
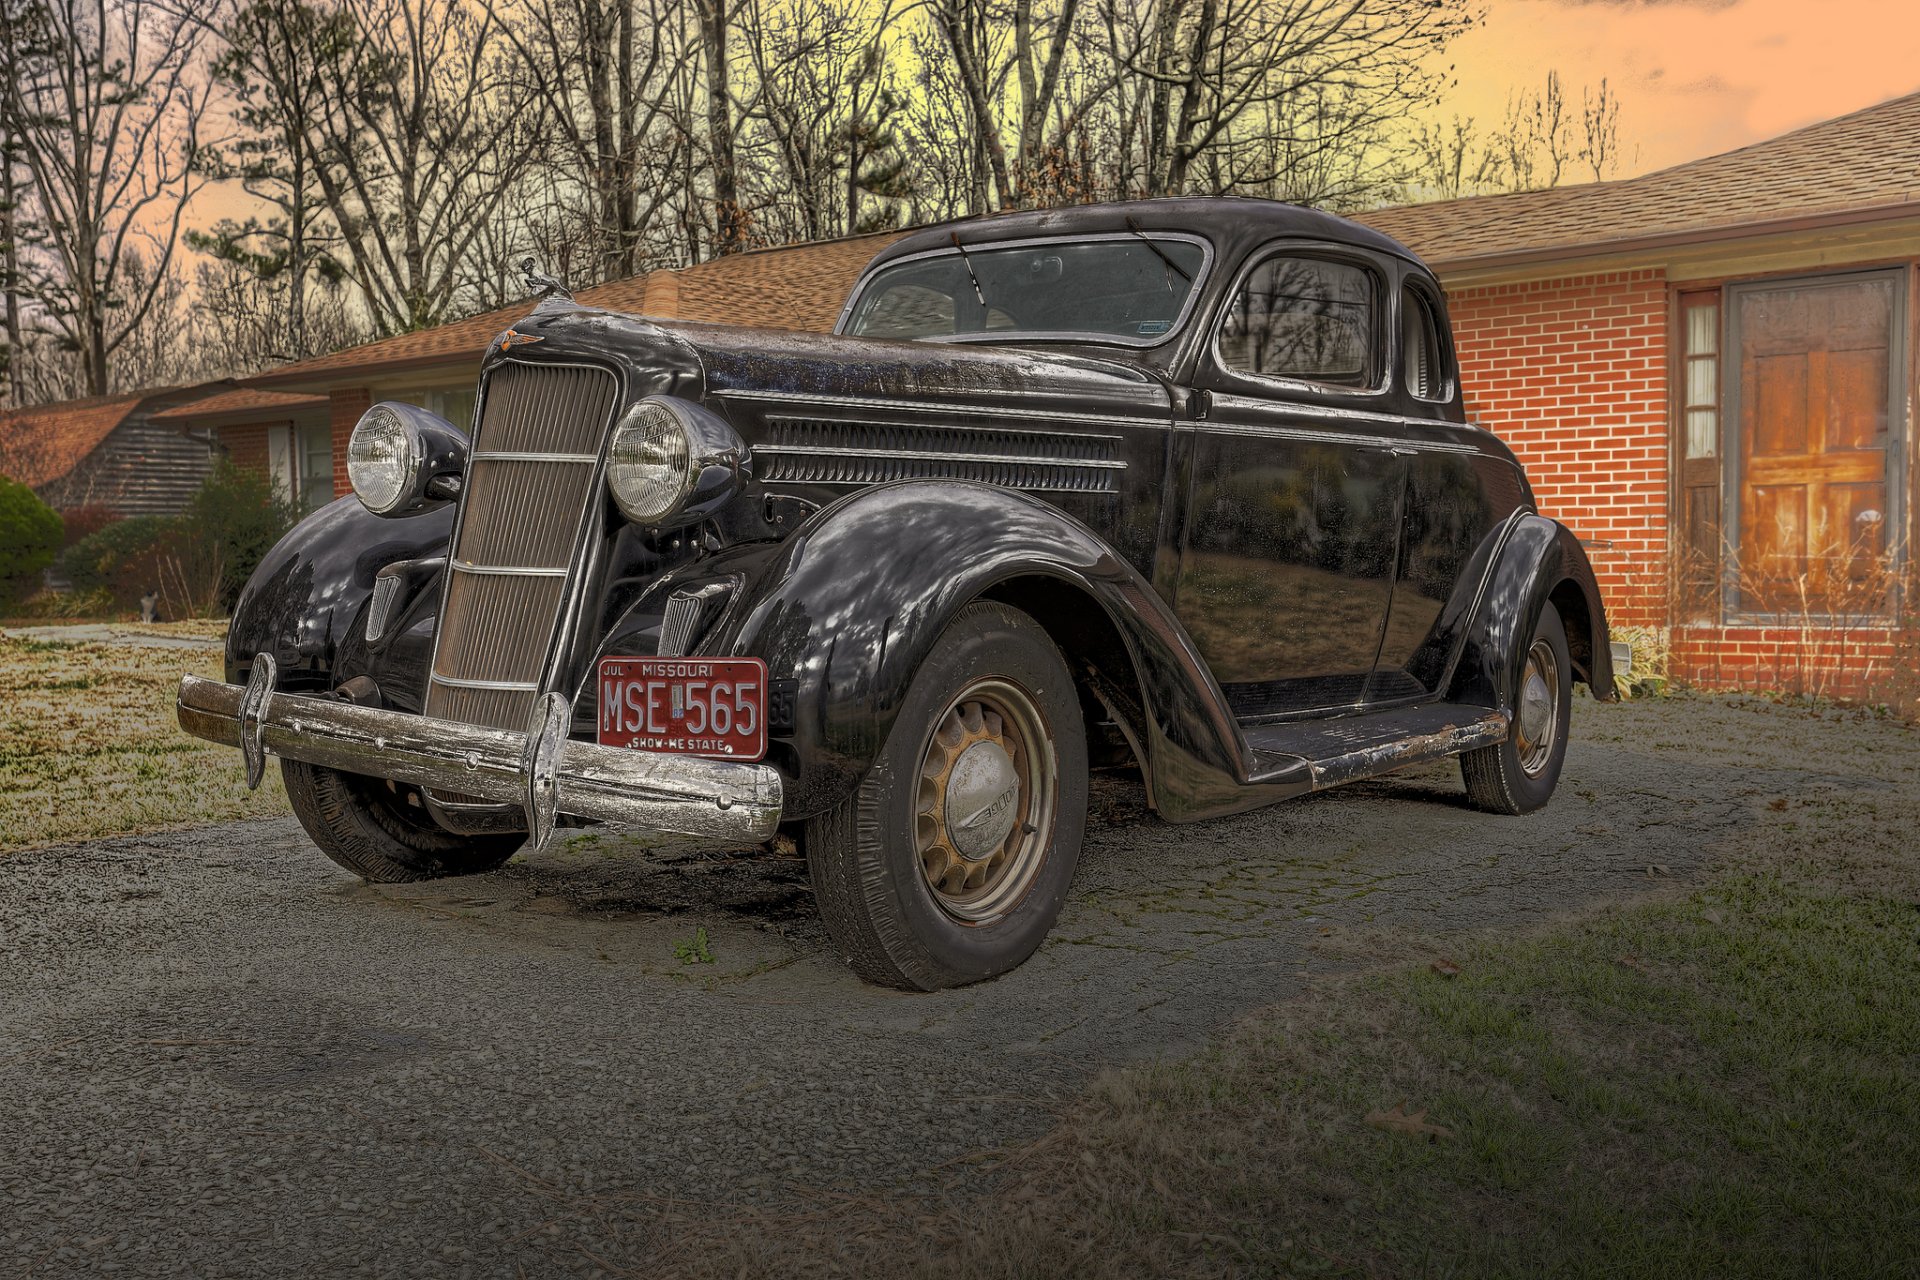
[{"left": 1424, "top": 199, "right": 1920, "bottom": 276}]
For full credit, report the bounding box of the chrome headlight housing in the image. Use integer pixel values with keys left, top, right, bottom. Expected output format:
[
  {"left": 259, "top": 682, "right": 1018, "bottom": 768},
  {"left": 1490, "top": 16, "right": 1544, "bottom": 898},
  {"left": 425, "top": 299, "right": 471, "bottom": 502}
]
[
  {"left": 347, "top": 401, "right": 468, "bottom": 517},
  {"left": 606, "top": 397, "right": 746, "bottom": 529}
]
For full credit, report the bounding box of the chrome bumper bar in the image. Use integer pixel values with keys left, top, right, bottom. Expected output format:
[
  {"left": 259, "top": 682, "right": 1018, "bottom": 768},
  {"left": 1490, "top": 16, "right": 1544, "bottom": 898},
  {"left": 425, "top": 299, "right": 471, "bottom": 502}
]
[{"left": 176, "top": 654, "right": 782, "bottom": 851}]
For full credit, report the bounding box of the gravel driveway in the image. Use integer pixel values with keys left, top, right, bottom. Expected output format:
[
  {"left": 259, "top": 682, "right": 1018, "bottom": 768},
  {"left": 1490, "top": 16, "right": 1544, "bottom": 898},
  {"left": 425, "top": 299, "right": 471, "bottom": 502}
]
[{"left": 3, "top": 694, "right": 1911, "bottom": 1277}]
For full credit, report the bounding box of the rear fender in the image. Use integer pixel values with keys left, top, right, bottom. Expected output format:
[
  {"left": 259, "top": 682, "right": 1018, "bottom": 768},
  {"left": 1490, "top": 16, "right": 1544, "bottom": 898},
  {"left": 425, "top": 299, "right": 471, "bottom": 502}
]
[
  {"left": 698, "top": 481, "right": 1256, "bottom": 822},
  {"left": 1449, "top": 514, "right": 1615, "bottom": 714}
]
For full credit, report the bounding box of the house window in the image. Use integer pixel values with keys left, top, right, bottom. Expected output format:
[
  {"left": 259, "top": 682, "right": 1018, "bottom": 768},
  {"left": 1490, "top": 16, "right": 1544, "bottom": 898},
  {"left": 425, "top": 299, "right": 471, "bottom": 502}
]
[
  {"left": 1675, "top": 290, "right": 1723, "bottom": 616},
  {"left": 1681, "top": 296, "right": 1720, "bottom": 458},
  {"left": 1218, "top": 256, "right": 1378, "bottom": 388},
  {"left": 1685, "top": 270, "right": 1907, "bottom": 621},
  {"left": 297, "top": 422, "right": 333, "bottom": 512}
]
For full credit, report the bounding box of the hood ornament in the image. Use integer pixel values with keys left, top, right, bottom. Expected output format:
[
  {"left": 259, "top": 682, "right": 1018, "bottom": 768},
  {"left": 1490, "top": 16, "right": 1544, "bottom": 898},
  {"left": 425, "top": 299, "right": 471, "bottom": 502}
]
[{"left": 520, "top": 257, "right": 572, "bottom": 301}]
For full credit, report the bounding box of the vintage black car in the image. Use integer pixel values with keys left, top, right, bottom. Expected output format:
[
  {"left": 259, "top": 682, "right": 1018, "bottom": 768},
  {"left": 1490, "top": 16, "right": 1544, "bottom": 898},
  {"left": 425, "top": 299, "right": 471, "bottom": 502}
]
[{"left": 177, "top": 197, "right": 1613, "bottom": 990}]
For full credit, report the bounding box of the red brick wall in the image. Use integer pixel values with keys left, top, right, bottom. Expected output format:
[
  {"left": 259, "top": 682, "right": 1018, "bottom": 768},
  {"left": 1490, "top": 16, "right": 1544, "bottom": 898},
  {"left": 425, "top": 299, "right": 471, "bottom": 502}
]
[
  {"left": 329, "top": 387, "right": 372, "bottom": 497},
  {"left": 217, "top": 422, "right": 272, "bottom": 475},
  {"left": 1447, "top": 270, "right": 1670, "bottom": 628}
]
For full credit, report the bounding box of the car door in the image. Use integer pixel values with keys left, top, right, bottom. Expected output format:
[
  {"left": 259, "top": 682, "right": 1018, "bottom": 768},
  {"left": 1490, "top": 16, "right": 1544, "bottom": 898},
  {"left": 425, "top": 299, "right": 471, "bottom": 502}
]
[
  {"left": 1174, "top": 246, "right": 1406, "bottom": 719},
  {"left": 1370, "top": 276, "right": 1517, "bottom": 702}
]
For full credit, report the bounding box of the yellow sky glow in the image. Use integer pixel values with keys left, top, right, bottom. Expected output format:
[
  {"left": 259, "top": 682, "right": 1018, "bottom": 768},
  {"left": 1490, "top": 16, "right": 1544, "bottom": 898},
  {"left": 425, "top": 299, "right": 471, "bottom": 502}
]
[{"left": 1435, "top": 0, "right": 1920, "bottom": 177}]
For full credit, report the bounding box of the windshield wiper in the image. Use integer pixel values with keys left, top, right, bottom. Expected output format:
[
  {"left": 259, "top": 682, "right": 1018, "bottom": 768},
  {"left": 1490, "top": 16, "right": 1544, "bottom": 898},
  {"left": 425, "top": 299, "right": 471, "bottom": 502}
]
[
  {"left": 949, "top": 230, "right": 987, "bottom": 307},
  {"left": 1126, "top": 216, "right": 1192, "bottom": 285}
]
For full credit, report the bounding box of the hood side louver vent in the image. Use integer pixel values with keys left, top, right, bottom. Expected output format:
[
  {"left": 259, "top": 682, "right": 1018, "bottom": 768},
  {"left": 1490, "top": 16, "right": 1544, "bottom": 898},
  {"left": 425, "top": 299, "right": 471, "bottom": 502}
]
[{"left": 756, "top": 417, "right": 1124, "bottom": 494}]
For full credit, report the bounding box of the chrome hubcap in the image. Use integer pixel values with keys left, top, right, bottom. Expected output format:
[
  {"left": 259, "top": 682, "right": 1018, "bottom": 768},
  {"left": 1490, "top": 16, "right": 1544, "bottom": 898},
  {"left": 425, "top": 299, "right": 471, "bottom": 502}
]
[
  {"left": 914, "top": 678, "right": 1057, "bottom": 924},
  {"left": 1514, "top": 639, "right": 1560, "bottom": 778}
]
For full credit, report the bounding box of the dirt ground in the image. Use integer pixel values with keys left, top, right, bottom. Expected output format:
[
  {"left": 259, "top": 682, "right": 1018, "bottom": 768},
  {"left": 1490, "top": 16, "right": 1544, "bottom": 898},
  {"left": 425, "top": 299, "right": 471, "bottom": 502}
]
[{"left": 1, "top": 692, "right": 1913, "bottom": 1277}]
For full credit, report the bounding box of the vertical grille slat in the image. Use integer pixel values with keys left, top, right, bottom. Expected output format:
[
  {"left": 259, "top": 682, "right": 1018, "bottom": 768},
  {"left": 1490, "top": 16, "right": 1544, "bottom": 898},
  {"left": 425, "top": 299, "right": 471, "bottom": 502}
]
[{"left": 424, "top": 363, "right": 620, "bottom": 733}]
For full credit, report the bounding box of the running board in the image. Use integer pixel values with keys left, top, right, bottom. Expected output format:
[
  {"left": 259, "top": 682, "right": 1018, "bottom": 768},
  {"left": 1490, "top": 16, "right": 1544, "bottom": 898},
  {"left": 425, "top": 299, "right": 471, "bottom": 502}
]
[{"left": 1244, "top": 704, "right": 1509, "bottom": 792}]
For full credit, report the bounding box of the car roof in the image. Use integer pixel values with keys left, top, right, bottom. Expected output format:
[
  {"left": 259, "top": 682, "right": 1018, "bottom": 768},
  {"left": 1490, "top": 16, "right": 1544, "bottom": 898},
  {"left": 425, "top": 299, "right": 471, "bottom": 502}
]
[{"left": 868, "top": 196, "right": 1426, "bottom": 273}]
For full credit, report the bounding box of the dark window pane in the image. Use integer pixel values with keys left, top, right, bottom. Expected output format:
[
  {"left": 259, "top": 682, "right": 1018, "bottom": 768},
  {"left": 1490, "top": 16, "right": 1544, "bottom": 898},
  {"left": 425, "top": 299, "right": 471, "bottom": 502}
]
[
  {"left": 1221, "top": 257, "right": 1375, "bottom": 386},
  {"left": 847, "top": 237, "right": 1207, "bottom": 345},
  {"left": 1401, "top": 286, "right": 1444, "bottom": 399}
]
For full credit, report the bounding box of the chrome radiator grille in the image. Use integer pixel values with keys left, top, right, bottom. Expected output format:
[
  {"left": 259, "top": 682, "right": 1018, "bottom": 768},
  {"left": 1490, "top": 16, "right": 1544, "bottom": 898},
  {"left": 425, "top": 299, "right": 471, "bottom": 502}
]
[
  {"left": 423, "top": 362, "right": 620, "bottom": 731},
  {"left": 756, "top": 417, "right": 1124, "bottom": 494}
]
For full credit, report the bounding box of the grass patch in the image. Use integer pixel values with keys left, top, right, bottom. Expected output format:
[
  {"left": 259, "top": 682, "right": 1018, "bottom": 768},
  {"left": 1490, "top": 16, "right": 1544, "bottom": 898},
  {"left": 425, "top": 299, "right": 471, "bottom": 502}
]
[
  {"left": 639, "top": 870, "right": 1920, "bottom": 1278},
  {"left": 0, "top": 627, "right": 287, "bottom": 852},
  {"left": 974, "top": 874, "right": 1919, "bottom": 1277}
]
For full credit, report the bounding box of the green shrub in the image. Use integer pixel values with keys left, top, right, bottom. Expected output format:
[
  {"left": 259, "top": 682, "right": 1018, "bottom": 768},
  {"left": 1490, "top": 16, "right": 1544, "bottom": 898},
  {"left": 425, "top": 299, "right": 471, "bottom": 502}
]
[
  {"left": 52, "top": 464, "right": 295, "bottom": 618},
  {"left": 0, "top": 474, "right": 64, "bottom": 608},
  {"left": 177, "top": 460, "right": 296, "bottom": 612},
  {"left": 61, "top": 503, "right": 121, "bottom": 547},
  {"left": 60, "top": 515, "right": 174, "bottom": 600}
]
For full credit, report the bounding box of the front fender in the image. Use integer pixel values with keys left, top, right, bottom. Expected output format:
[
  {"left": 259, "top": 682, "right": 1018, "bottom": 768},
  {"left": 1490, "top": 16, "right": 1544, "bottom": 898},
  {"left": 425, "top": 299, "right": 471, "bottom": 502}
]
[
  {"left": 701, "top": 481, "right": 1252, "bottom": 821},
  {"left": 226, "top": 496, "right": 455, "bottom": 689},
  {"left": 1449, "top": 514, "right": 1615, "bottom": 714}
]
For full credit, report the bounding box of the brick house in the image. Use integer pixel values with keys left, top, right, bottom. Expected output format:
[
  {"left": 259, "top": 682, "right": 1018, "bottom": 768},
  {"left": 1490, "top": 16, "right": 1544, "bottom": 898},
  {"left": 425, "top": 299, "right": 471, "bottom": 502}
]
[
  {"left": 1357, "top": 91, "right": 1920, "bottom": 701},
  {"left": 176, "top": 91, "right": 1919, "bottom": 701},
  {"left": 0, "top": 385, "right": 224, "bottom": 517}
]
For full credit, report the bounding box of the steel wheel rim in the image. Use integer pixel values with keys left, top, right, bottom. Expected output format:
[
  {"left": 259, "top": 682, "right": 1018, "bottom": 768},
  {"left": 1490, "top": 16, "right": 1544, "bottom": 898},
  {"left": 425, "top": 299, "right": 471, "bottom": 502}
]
[
  {"left": 913, "top": 677, "right": 1058, "bottom": 925},
  {"left": 1514, "top": 639, "right": 1560, "bottom": 778}
]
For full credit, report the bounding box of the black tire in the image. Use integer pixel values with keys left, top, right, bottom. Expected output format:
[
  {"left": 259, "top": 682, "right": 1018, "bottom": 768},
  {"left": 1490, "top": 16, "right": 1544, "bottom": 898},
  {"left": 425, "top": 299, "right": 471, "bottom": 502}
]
[
  {"left": 282, "top": 759, "right": 524, "bottom": 883},
  {"left": 806, "top": 601, "right": 1088, "bottom": 990},
  {"left": 1460, "top": 603, "right": 1572, "bottom": 815}
]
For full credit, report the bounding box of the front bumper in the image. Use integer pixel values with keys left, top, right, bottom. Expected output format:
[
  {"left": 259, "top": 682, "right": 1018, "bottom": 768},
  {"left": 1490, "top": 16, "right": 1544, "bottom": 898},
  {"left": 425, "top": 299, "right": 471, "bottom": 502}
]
[{"left": 176, "top": 654, "right": 783, "bottom": 851}]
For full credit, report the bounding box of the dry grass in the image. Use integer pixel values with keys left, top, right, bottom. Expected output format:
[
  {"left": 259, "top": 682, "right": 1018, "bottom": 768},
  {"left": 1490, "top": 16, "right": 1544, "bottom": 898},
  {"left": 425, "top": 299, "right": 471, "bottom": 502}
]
[{"left": 0, "top": 623, "right": 287, "bottom": 853}]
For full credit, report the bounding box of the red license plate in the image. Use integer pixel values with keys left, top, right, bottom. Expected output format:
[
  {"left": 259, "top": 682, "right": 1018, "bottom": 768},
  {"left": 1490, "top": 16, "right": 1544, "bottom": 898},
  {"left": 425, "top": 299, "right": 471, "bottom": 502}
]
[{"left": 596, "top": 656, "right": 769, "bottom": 760}]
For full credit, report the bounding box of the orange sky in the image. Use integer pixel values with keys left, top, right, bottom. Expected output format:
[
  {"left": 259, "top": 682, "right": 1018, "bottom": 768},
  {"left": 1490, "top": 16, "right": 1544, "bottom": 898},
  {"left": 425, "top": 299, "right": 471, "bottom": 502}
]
[{"left": 1432, "top": 0, "right": 1920, "bottom": 177}]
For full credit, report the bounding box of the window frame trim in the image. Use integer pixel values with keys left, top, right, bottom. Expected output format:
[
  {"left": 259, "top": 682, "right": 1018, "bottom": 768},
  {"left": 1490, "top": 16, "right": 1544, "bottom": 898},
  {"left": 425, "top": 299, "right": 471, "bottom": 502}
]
[
  {"left": 834, "top": 230, "right": 1216, "bottom": 349},
  {"left": 1717, "top": 264, "right": 1911, "bottom": 625},
  {"left": 1202, "top": 241, "right": 1392, "bottom": 401},
  {"left": 1399, "top": 277, "right": 1455, "bottom": 404}
]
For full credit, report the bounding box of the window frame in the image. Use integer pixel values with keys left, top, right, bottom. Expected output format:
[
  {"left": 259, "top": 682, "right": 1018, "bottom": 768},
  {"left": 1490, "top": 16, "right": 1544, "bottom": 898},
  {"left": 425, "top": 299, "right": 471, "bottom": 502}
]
[
  {"left": 1204, "top": 244, "right": 1389, "bottom": 400},
  {"left": 1398, "top": 278, "right": 1455, "bottom": 403},
  {"left": 1689, "top": 265, "right": 1911, "bottom": 625}
]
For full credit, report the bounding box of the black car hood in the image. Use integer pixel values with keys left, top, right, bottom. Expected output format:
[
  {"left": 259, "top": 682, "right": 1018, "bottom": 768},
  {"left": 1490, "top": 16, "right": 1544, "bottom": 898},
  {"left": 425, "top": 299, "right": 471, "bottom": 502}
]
[{"left": 656, "top": 319, "right": 1172, "bottom": 418}]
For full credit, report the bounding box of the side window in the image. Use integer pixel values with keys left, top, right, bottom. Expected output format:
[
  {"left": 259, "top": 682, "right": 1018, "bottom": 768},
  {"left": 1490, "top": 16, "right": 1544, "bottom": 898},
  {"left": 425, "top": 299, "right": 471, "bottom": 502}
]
[
  {"left": 855, "top": 283, "right": 957, "bottom": 338},
  {"left": 1400, "top": 284, "right": 1449, "bottom": 401},
  {"left": 1218, "top": 256, "right": 1377, "bottom": 388}
]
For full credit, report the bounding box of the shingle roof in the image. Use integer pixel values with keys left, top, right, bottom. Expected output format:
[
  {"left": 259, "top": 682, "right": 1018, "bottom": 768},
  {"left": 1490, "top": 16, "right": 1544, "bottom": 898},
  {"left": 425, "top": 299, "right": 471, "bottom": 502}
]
[
  {"left": 149, "top": 385, "right": 327, "bottom": 422},
  {"left": 1356, "top": 90, "right": 1920, "bottom": 267},
  {"left": 0, "top": 391, "right": 162, "bottom": 489},
  {"left": 248, "top": 230, "right": 907, "bottom": 387}
]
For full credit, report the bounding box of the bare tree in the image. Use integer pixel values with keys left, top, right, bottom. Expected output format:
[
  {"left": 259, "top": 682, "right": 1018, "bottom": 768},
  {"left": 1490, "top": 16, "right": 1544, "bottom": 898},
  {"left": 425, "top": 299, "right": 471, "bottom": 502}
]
[
  {"left": 0, "top": 0, "right": 211, "bottom": 394},
  {"left": 693, "top": 0, "right": 749, "bottom": 252},
  {"left": 737, "top": 0, "right": 908, "bottom": 241},
  {"left": 489, "top": 0, "right": 689, "bottom": 283},
  {"left": 1580, "top": 76, "right": 1627, "bottom": 182},
  {"left": 193, "top": 250, "right": 361, "bottom": 374},
  {"left": 305, "top": 0, "right": 538, "bottom": 334},
  {"left": 190, "top": 0, "right": 355, "bottom": 363}
]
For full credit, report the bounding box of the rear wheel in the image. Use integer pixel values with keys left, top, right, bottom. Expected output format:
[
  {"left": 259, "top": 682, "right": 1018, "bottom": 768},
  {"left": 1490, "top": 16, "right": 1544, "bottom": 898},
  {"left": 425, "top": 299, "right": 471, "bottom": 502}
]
[
  {"left": 1460, "top": 603, "right": 1572, "bottom": 815},
  {"left": 806, "top": 601, "right": 1088, "bottom": 990},
  {"left": 283, "top": 759, "right": 524, "bottom": 883}
]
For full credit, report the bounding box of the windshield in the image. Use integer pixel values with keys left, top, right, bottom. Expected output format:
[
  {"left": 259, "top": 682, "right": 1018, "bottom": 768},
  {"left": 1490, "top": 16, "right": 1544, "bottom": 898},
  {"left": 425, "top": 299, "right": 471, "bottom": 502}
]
[{"left": 842, "top": 234, "right": 1209, "bottom": 346}]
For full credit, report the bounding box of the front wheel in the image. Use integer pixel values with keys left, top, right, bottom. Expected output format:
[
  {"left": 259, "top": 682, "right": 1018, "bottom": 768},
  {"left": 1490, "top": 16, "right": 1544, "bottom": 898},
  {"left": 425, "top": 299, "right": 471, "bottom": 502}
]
[
  {"left": 1460, "top": 603, "right": 1572, "bottom": 815},
  {"left": 806, "top": 601, "right": 1088, "bottom": 990},
  {"left": 283, "top": 759, "right": 524, "bottom": 882}
]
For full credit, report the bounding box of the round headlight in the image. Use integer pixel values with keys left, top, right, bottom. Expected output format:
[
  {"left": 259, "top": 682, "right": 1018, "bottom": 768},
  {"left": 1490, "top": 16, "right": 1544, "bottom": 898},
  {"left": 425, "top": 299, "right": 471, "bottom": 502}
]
[
  {"left": 607, "top": 402, "right": 694, "bottom": 524},
  {"left": 347, "top": 405, "right": 417, "bottom": 515}
]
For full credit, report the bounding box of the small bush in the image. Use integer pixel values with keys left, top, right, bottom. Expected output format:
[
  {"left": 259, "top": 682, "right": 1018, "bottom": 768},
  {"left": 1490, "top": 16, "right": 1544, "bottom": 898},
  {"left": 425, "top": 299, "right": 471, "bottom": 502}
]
[
  {"left": 60, "top": 503, "right": 121, "bottom": 548},
  {"left": 0, "top": 474, "right": 64, "bottom": 607},
  {"left": 174, "top": 460, "right": 295, "bottom": 613},
  {"left": 60, "top": 515, "right": 174, "bottom": 601}
]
